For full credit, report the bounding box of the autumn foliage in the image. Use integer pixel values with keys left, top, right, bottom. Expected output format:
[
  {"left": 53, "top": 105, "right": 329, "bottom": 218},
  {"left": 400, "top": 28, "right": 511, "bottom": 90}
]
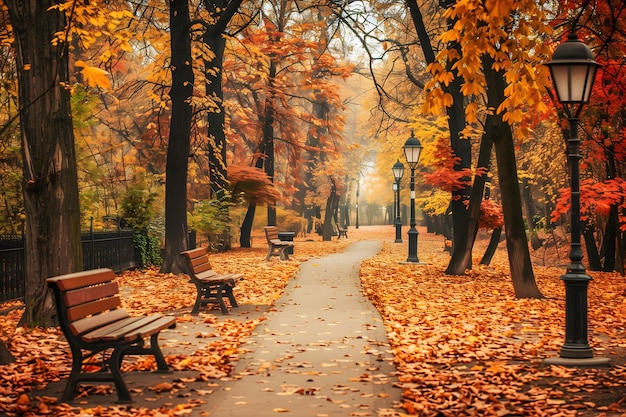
[{"left": 228, "top": 164, "right": 284, "bottom": 206}]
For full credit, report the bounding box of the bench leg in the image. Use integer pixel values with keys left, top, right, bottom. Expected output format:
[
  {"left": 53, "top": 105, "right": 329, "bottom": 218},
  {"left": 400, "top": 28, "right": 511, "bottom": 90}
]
[
  {"left": 191, "top": 285, "right": 203, "bottom": 315},
  {"left": 280, "top": 247, "right": 289, "bottom": 260},
  {"left": 193, "top": 282, "right": 232, "bottom": 315},
  {"left": 217, "top": 286, "right": 229, "bottom": 314},
  {"left": 223, "top": 282, "right": 238, "bottom": 308},
  {"left": 122, "top": 337, "right": 171, "bottom": 373},
  {"left": 150, "top": 333, "right": 170, "bottom": 372},
  {"left": 109, "top": 347, "right": 133, "bottom": 403},
  {"left": 60, "top": 346, "right": 85, "bottom": 402},
  {"left": 266, "top": 245, "right": 284, "bottom": 260},
  {"left": 61, "top": 346, "right": 133, "bottom": 404}
]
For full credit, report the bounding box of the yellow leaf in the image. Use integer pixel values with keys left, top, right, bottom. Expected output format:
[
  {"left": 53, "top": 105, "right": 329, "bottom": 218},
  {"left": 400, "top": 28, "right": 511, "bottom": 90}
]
[
  {"left": 484, "top": 0, "right": 514, "bottom": 18},
  {"left": 440, "top": 28, "right": 460, "bottom": 44},
  {"left": 460, "top": 80, "right": 482, "bottom": 96},
  {"left": 80, "top": 65, "right": 112, "bottom": 90}
]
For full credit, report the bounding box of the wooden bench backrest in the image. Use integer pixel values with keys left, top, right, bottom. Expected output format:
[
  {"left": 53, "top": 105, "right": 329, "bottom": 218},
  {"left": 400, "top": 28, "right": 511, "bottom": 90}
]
[
  {"left": 264, "top": 226, "right": 280, "bottom": 241},
  {"left": 47, "top": 268, "right": 129, "bottom": 337},
  {"left": 181, "top": 247, "right": 213, "bottom": 277}
]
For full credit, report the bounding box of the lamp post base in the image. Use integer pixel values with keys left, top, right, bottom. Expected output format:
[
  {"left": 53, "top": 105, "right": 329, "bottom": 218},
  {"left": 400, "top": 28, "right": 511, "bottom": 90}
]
[
  {"left": 560, "top": 269, "right": 593, "bottom": 359},
  {"left": 544, "top": 356, "right": 610, "bottom": 367},
  {"left": 406, "top": 226, "right": 419, "bottom": 263},
  {"left": 394, "top": 221, "right": 402, "bottom": 243},
  {"left": 560, "top": 344, "right": 593, "bottom": 359}
]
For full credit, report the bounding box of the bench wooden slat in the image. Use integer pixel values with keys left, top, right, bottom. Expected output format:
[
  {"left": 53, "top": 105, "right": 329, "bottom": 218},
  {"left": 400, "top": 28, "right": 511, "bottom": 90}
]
[
  {"left": 266, "top": 229, "right": 280, "bottom": 239},
  {"left": 215, "top": 273, "right": 243, "bottom": 281},
  {"left": 66, "top": 296, "right": 122, "bottom": 323},
  {"left": 196, "top": 270, "right": 220, "bottom": 280},
  {"left": 182, "top": 247, "right": 206, "bottom": 259},
  {"left": 191, "top": 261, "right": 213, "bottom": 275},
  {"left": 122, "top": 316, "right": 176, "bottom": 341},
  {"left": 47, "top": 268, "right": 115, "bottom": 291},
  {"left": 64, "top": 281, "right": 119, "bottom": 307},
  {"left": 69, "top": 308, "right": 130, "bottom": 336},
  {"left": 95, "top": 315, "right": 167, "bottom": 341},
  {"left": 81, "top": 315, "right": 145, "bottom": 342},
  {"left": 188, "top": 255, "right": 211, "bottom": 267}
]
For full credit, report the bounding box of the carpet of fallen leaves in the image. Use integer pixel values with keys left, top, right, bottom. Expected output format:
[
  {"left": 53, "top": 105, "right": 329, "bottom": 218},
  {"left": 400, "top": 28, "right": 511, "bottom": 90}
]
[
  {"left": 360, "top": 228, "right": 626, "bottom": 417},
  {"left": 2, "top": 226, "right": 626, "bottom": 416},
  {"left": 0, "top": 235, "right": 353, "bottom": 416}
]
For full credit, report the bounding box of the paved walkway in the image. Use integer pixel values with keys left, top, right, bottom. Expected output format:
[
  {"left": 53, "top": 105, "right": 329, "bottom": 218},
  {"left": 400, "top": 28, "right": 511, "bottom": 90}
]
[
  {"left": 205, "top": 240, "right": 402, "bottom": 416},
  {"left": 38, "top": 240, "right": 403, "bottom": 416}
]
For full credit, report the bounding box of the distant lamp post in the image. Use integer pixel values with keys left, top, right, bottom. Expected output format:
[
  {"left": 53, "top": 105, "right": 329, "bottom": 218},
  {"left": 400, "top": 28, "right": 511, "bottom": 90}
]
[
  {"left": 392, "top": 183, "right": 397, "bottom": 223},
  {"left": 546, "top": 30, "right": 602, "bottom": 360},
  {"left": 392, "top": 160, "right": 405, "bottom": 243},
  {"left": 355, "top": 178, "right": 360, "bottom": 229},
  {"left": 403, "top": 132, "right": 422, "bottom": 263}
]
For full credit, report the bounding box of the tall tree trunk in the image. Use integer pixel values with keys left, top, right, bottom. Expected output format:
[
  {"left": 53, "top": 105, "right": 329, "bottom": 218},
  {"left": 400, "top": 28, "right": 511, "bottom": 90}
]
[
  {"left": 204, "top": 31, "right": 231, "bottom": 251},
  {"left": 239, "top": 202, "right": 256, "bottom": 248},
  {"left": 602, "top": 147, "right": 617, "bottom": 271},
  {"left": 446, "top": 72, "right": 471, "bottom": 254},
  {"left": 583, "top": 221, "right": 602, "bottom": 271},
  {"left": 264, "top": 60, "right": 277, "bottom": 227},
  {"left": 161, "top": 0, "right": 193, "bottom": 274},
  {"left": 521, "top": 177, "right": 543, "bottom": 250},
  {"left": 445, "top": 115, "right": 494, "bottom": 275},
  {"left": 7, "top": 0, "right": 82, "bottom": 327},
  {"left": 603, "top": 204, "right": 618, "bottom": 272},
  {"left": 239, "top": 140, "right": 267, "bottom": 248},
  {"left": 201, "top": 0, "right": 243, "bottom": 251},
  {"left": 484, "top": 60, "right": 543, "bottom": 299},
  {"left": 322, "top": 180, "right": 339, "bottom": 241},
  {"left": 407, "top": 0, "right": 470, "bottom": 251},
  {"left": 480, "top": 227, "right": 502, "bottom": 266}
]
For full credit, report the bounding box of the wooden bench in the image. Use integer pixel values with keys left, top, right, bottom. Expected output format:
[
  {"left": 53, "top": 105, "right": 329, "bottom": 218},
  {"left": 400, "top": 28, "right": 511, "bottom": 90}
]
[
  {"left": 264, "top": 226, "right": 294, "bottom": 261},
  {"left": 336, "top": 223, "right": 348, "bottom": 239},
  {"left": 181, "top": 247, "right": 241, "bottom": 315},
  {"left": 46, "top": 268, "right": 176, "bottom": 404}
]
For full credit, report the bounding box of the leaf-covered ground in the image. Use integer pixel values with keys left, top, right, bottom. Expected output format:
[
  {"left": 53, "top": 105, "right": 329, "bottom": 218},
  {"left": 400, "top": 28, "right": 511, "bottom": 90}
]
[
  {"left": 1, "top": 226, "right": 626, "bottom": 416},
  {"left": 360, "top": 228, "right": 626, "bottom": 416}
]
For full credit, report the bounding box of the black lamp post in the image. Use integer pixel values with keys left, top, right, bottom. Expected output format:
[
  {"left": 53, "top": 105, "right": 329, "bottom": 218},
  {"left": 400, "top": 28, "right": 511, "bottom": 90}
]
[
  {"left": 393, "top": 160, "right": 405, "bottom": 243},
  {"left": 546, "top": 31, "right": 601, "bottom": 359},
  {"left": 392, "top": 183, "right": 397, "bottom": 225},
  {"left": 355, "top": 178, "right": 360, "bottom": 229},
  {"left": 403, "top": 132, "right": 423, "bottom": 263}
]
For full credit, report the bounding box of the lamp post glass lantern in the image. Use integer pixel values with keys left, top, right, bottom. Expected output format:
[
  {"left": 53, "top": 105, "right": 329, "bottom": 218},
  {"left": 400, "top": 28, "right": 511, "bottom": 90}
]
[
  {"left": 392, "top": 160, "right": 405, "bottom": 243},
  {"left": 403, "top": 132, "right": 422, "bottom": 263},
  {"left": 546, "top": 30, "right": 601, "bottom": 359}
]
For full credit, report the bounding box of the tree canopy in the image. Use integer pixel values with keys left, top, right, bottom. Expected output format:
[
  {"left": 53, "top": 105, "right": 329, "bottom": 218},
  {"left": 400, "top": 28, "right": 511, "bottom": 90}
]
[{"left": 0, "top": 0, "right": 625, "bottom": 322}]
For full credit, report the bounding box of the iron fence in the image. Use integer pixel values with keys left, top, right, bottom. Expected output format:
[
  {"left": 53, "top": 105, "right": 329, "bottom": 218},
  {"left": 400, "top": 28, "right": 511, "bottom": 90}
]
[{"left": 0, "top": 228, "right": 138, "bottom": 303}]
